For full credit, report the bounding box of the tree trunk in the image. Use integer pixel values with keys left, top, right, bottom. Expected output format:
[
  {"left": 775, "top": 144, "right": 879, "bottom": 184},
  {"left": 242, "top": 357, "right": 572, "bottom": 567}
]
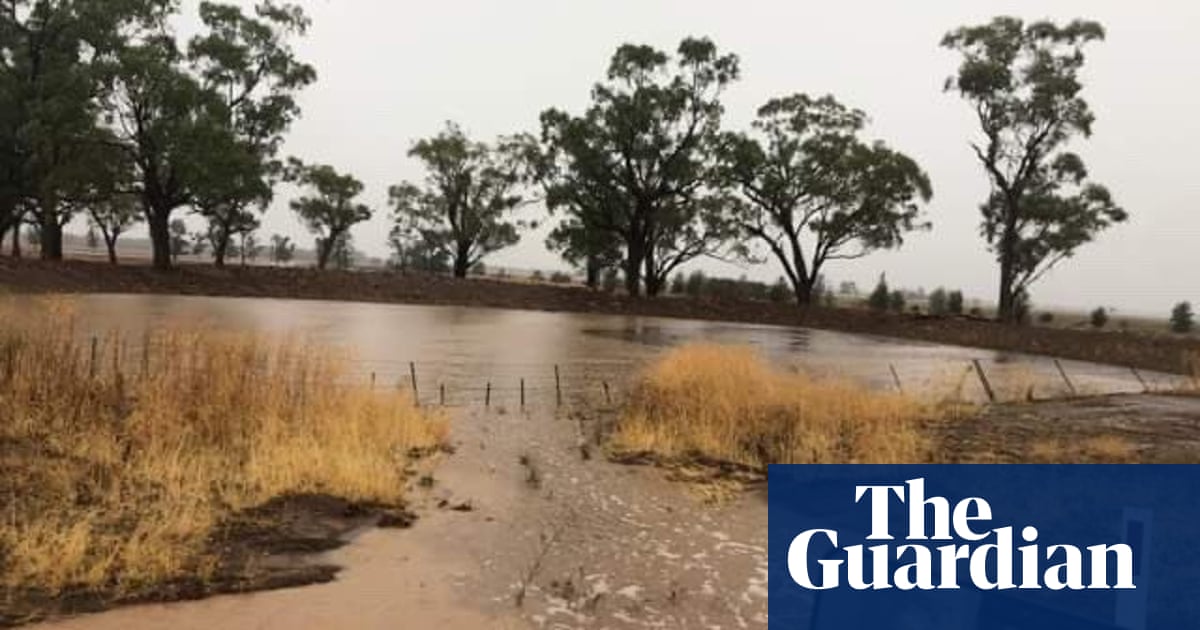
[
  {"left": 38, "top": 218, "right": 63, "bottom": 260},
  {"left": 793, "top": 278, "right": 814, "bottom": 306},
  {"left": 147, "top": 211, "right": 172, "bottom": 270},
  {"left": 315, "top": 231, "right": 338, "bottom": 270},
  {"left": 104, "top": 234, "right": 119, "bottom": 264},
  {"left": 585, "top": 256, "right": 601, "bottom": 289},
  {"left": 212, "top": 231, "right": 230, "bottom": 268},
  {"left": 996, "top": 211, "right": 1019, "bottom": 322},
  {"left": 623, "top": 247, "right": 643, "bottom": 298},
  {"left": 10, "top": 225, "right": 20, "bottom": 258}
]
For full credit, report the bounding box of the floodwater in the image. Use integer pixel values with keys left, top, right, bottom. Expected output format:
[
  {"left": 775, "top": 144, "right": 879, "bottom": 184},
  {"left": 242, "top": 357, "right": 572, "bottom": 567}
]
[
  {"left": 56, "top": 293, "right": 1185, "bottom": 406},
  {"left": 25, "top": 294, "right": 1189, "bottom": 629}
]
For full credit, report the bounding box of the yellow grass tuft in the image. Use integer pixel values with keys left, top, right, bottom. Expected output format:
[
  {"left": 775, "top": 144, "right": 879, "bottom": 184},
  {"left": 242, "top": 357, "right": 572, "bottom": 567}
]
[
  {"left": 0, "top": 298, "right": 446, "bottom": 596},
  {"left": 611, "top": 344, "right": 941, "bottom": 469}
]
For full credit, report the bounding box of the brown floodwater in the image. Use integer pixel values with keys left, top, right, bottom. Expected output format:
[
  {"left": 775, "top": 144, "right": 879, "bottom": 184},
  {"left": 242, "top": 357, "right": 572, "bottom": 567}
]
[
  {"left": 23, "top": 294, "right": 1190, "bottom": 629},
  {"left": 53, "top": 293, "right": 1187, "bottom": 406}
]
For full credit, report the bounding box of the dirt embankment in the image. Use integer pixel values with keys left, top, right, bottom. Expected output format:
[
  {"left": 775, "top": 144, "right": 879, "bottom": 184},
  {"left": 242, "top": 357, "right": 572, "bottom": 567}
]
[{"left": 3, "top": 257, "right": 1199, "bottom": 375}]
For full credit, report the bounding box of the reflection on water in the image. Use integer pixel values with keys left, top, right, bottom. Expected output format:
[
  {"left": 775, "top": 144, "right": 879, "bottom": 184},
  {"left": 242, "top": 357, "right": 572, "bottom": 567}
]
[{"left": 55, "top": 293, "right": 1182, "bottom": 405}]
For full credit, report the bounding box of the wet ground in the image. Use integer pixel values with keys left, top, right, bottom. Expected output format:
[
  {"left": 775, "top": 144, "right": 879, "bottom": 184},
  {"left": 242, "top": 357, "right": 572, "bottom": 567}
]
[{"left": 20, "top": 295, "right": 1200, "bottom": 628}]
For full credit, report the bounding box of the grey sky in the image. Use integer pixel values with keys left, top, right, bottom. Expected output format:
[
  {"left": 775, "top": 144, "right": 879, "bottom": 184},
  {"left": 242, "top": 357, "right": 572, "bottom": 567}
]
[{"left": 135, "top": 0, "right": 1200, "bottom": 316}]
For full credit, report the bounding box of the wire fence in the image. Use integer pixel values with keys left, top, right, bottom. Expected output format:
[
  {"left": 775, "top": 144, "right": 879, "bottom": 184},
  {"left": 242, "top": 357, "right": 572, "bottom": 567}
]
[{"left": 69, "top": 332, "right": 1200, "bottom": 413}]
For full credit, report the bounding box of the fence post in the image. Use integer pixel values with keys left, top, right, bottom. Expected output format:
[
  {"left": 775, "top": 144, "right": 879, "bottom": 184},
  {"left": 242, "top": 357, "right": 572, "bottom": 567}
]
[
  {"left": 370, "top": 371, "right": 376, "bottom": 390},
  {"left": 439, "top": 383, "right": 445, "bottom": 406},
  {"left": 1130, "top": 367, "right": 1149, "bottom": 393},
  {"left": 520, "top": 378, "right": 526, "bottom": 410},
  {"left": 554, "top": 365, "right": 562, "bottom": 407},
  {"left": 141, "top": 330, "right": 150, "bottom": 378},
  {"left": 1053, "top": 359, "right": 1077, "bottom": 397},
  {"left": 602, "top": 381, "right": 611, "bottom": 405},
  {"left": 89, "top": 336, "right": 98, "bottom": 379},
  {"left": 485, "top": 381, "right": 491, "bottom": 408},
  {"left": 409, "top": 362, "right": 419, "bottom": 406},
  {"left": 889, "top": 363, "right": 903, "bottom": 393},
  {"left": 972, "top": 359, "right": 996, "bottom": 403}
]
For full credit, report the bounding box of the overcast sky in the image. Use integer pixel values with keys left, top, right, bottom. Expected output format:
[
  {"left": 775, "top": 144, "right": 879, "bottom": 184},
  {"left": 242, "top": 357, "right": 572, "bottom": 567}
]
[{"left": 115, "top": 0, "right": 1200, "bottom": 316}]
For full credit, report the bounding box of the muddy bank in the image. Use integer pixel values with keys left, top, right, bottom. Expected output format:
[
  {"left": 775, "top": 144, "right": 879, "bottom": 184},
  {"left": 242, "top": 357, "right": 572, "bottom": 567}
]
[
  {"left": 941, "top": 393, "right": 1200, "bottom": 463},
  {"left": 0, "top": 493, "right": 418, "bottom": 628},
  {"left": 3, "top": 257, "right": 1199, "bottom": 375}
]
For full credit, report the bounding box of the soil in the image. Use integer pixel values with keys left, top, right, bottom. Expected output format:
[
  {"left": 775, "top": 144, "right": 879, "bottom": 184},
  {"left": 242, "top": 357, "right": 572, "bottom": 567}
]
[
  {"left": 3, "top": 257, "right": 1199, "bottom": 375},
  {"left": 0, "top": 493, "right": 417, "bottom": 628},
  {"left": 940, "top": 393, "right": 1200, "bottom": 463}
]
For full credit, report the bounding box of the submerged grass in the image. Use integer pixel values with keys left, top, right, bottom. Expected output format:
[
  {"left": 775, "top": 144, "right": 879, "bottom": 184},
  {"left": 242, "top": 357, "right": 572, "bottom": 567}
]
[
  {"left": 611, "top": 344, "right": 946, "bottom": 470},
  {"left": 0, "top": 299, "right": 446, "bottom": 600}
]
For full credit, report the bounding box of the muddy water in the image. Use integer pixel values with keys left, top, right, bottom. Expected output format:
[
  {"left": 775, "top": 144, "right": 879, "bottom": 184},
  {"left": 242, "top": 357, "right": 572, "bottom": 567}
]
[
  {"left": 56, "top": 294, "right": 1186, "bottom": 405},
  {"left": 27, "top": 294, "right": 1188, "bottom": 629}
]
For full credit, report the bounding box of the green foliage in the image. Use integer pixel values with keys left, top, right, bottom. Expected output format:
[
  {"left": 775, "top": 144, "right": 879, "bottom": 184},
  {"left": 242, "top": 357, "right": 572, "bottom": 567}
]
[
  {"left": 286, "top": 159, "right": 371, "bottom": 270},
  {"left": 269, "top": 234, "right": 295, "bottom": 265},
  {"left": 943, "top": 17, "right": 1126, "bottom": 321},
  {"left": 1090, "top": 307, "right": 1109, "bottom": 329},
  {"left": 1037, "top": 312, "right": 1055, "bottom": 324},
  {"left": 718, "top": 93, "right": 932, "bottom": 305},
  {"left": 529, "top": 37, "right": 740, "bottom": 297},
  {"left": 549, "top": 271, "right": 573, "bottom": 284},
  {"left": 601, "top": 267, "right": 620, "bottom": 293},
  {"left": 888, "top": 290, "right": 906, "bottom": 313},
  {"left": 169, "top": 218, "right": 190, "bottom": 260},
  {"left": 769, "top": 277, "right": 790, "bottom": 304},
  {"left": 1170, "top": 302, "right": 1194, "bottom": 334},
  {"left": 868, "top": 275, "right": 890, "bottom": 312},
  {"left": 389, "top": 122, "right": 526, "bottom": 279},
  {"left": 947, "top": 290, "right": 965, "bottom": 315},
  {"left": 928, "top": 288, "right": 948, "bottom": 315}
]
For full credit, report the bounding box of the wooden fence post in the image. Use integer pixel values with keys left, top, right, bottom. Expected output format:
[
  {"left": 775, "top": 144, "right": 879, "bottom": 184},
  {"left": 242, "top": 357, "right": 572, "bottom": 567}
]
[
  {"left": 1053, "top": 359, "right": 1077, "bottom": 397},
  {"left": 554, "top": 365, "right": 562, "bottom": 407},
  {"left": 89, "top": 336, "right": 98, "bottom": 379},
  {"left": 602, "top": 381, "right": 611, "bottom": 405},
  {"left": 889, "top": 363, "right": 903, "bottom": 393},
  {"left": 485, "top": 381, "right": 491, "bottom": 408},
  {"left": 972, "top": 359, "right": 996, "bottom": 403},
  {"left": 409, "top": 362, "right": 419, "bottom": 406},
  {"left": 520, "top": 378, "right": 525, "bottom": 410}
]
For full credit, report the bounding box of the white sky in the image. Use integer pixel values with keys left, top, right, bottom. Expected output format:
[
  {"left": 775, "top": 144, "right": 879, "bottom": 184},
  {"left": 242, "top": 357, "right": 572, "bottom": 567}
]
[{"left": 87, "top": 0, "right": 1200, "bottom": 316}]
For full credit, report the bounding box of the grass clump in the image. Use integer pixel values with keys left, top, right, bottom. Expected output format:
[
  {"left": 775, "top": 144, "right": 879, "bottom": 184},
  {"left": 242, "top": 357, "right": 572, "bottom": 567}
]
[
  {"left": 0, "top": 299, "right": 446, "bottom": 601},
  {"left": 611, "top": 344, "right": 941, "bottom": 470}
]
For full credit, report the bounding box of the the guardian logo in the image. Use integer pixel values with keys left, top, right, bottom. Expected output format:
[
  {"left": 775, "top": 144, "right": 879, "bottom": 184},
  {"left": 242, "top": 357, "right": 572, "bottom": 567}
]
[{"left": 787, "top": 478, "right": 1137, "bottom": 592}]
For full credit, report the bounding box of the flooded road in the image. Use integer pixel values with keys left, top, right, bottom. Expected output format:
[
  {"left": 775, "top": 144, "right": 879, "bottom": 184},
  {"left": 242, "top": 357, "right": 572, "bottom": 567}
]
[{"left": 23, "top": 294, "right": 1190, "bottom": 629}]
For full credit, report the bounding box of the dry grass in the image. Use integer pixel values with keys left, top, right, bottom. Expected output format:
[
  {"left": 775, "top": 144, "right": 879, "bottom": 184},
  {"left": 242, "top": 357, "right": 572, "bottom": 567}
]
[
  {"left": 1028, "top": 435, "right": 1139, "bottom": 463},
  {"left": 610, "top": 344, "right": 945, "bottom": 470},
  {"left": 0, "top": 298, "right": 446, "bottom": 597}
]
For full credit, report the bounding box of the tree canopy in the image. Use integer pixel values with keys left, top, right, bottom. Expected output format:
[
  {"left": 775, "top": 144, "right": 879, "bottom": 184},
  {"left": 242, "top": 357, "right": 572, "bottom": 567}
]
[
  {"left": 943, "top": 17, "right": 1126, "bottom": 321},
  {"left": 532, "top": 37, "right": 740, "bottom": 297},
  {"left": 287, "top": 159, "right": 372, "bottom": 270},
  {"left": 718, "top": 93, "right": 932, "bottom": 304},
  {"left": 388, "top": 122, "right": 527, "bottom": 278}
]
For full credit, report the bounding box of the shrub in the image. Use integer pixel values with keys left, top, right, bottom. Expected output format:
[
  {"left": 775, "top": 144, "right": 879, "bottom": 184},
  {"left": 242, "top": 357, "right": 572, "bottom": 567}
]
[
  {"left": 1090, "top": 307, "right": 1109, "bottom": 329},
  {"left": 768, "top": 277, "right": 790, "bottom": 304},
  {"left": 670, "top": 273, "right": 686, "bottom": 294},
  {"left": 684, "top": 270, "right": 706, "bottom": 297},
  {"left": 889, "top": 290, "right": 906, "bottom": 313},
  {"left": 611, "top": 344, "right": 938, "bottom": 470},
  {"left": 868, "top": 275, "right": 890, "bottom": 312},
  {"left": 1037, "top": 312, "right": 1054, "bottom": 324},
  {"left": 928, "top": 288, "right": 948, "bottom": 315},
  {"left": 549, "top": 271, "right": 573, "bottom": 284},
  {"left": 947, "top": 290, "right": 964, "bottom": 315},
  {"left": 530, "top": 269, "right": 545, "bottom": 281},
  {"left": 601, "top": 268, "right": 620, "bottom": 293},
  {"left": 1171, "top": 301, "right": 1194, "bottom": 334}
]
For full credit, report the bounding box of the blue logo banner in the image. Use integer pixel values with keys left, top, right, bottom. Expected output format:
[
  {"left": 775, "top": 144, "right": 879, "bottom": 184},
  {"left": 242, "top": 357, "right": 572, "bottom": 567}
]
[{"left": 768, "top": 465, "right": 1200, "bottom": 629}]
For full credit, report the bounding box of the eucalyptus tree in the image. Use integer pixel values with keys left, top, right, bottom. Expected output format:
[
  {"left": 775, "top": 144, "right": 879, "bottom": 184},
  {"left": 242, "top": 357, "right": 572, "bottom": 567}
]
[
  {"left": 388, "top": 122, "right": 527, "bottom": 278},
  {"left": 286, "top": 159, "right": 371, "bottom": 270},
  {"left": 87, "top": 193, "right": 141, "bottom": 264},
  {"left": 718, "top": 94, "right": 932, "bottom": 305},
  {"left": 0, "top": 0, "right": 151, "bottom": 259},
  {"left": 533, "top": 37, "right": 740, "bottom": 297},
  {"left": 943, "top": 17, "right": 1126, "bottom": 322},
  {"left": 188, "top": 1, "right": 315, "bottom": 267},
  {"left": 268, "top": 233, "right": 294, "bottom": 265}
]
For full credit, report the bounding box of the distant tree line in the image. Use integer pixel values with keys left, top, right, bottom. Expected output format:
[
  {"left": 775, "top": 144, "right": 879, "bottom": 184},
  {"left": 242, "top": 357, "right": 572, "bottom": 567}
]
[{"left": 2, "top": 9, "right": 1135, "bottom": 326}]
